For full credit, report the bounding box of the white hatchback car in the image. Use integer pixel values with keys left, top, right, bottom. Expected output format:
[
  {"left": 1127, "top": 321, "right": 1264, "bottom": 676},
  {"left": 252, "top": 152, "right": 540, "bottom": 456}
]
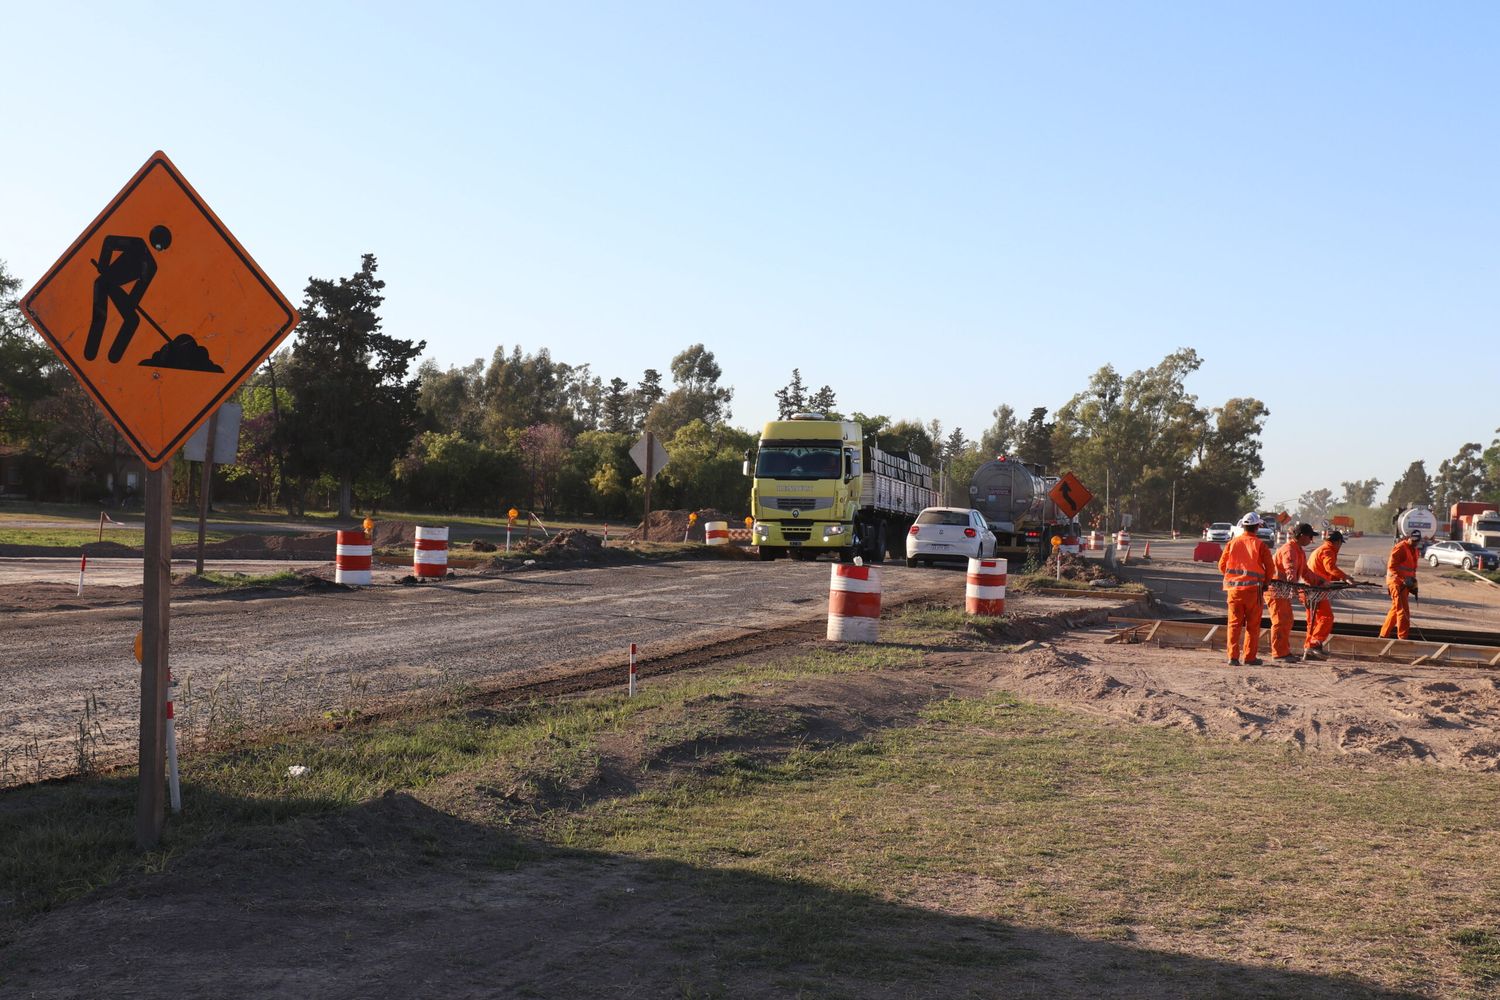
[
  {"left": 1203, "top": 522, "right": 1233, "bottom": 543},
  {"left": 906, "top": 507, "right": 996, "bottom": 567}
]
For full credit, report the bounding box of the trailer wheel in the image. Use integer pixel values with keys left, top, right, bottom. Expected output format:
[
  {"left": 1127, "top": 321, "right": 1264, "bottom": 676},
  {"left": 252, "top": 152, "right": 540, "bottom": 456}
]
[{"left": 870, "top": 522, "right": 887, "bottom": 563}]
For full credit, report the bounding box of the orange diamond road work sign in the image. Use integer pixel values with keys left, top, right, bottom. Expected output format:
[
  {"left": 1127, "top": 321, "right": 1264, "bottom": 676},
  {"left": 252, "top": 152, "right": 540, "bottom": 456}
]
[
  {"left": 1049, "top": 471, "right": 1094, "bottom": 519},
  {"left": 21, "top": 151, "right": 299, "bottom": 469},
  {"left": 1278, "top": 511, "right": 1292, "bottom": 525}
]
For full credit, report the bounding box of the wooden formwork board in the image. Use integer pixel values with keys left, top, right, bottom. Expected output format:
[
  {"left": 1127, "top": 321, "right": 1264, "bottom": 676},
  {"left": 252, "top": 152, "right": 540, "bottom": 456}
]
[{"left": 1106, "top": 617, "right": 1500, "bottom": 669}]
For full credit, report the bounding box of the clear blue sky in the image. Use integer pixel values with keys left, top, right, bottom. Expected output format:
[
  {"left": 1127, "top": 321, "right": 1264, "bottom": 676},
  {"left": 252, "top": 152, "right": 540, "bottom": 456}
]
[{"left": 6, "top": 2, "right": 1497, "bottom": 511}]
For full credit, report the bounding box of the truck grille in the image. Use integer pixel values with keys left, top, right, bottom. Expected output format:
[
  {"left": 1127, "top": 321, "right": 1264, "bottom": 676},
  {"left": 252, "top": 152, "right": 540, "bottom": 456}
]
[
  {"left": 781, "top": 526, "right": 813, "bottom": 541},
  {"left": 768, "top": 497, "right": 832, "bottom": 512}
]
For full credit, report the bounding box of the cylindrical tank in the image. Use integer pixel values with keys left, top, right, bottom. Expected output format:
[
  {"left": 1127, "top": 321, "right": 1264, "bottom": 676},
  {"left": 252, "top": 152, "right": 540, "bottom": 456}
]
[
  {"left": 1395, "top": 506, "right": 1437, "bottom": 539},
  {"left": 968, "top": 459, "right": 1044, "bottom": 532}
]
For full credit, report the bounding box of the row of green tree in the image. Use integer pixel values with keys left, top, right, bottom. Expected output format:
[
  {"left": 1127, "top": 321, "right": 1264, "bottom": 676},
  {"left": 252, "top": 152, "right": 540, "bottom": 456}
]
[{"left": 6, "top": 250, "right": 1408, "bottom": 532}]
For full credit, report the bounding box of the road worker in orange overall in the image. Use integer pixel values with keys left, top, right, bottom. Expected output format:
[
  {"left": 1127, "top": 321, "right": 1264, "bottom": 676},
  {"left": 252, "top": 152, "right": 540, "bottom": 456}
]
[
  {"left": 1266, "top": 522, "right": 1326, "bottom": 664},
  {"left": 1218, "top": 512, "right": 1275, "bottom": 665},
  {"left": 1379, "top": 529, "right": 1423, "bottom": 639},
  {"left": 1305, "top": 530, "right": 1353, "bottom": 658}
]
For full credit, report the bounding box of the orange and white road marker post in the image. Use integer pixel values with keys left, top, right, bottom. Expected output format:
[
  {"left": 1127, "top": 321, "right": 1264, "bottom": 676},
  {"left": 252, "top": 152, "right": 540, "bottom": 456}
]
[
  {"left": 165, "top": 669, "right": 181, "bottom": 814},
  {"left": 966, "top": 557, "right": 1007, "bottom": 617},
  {"left": 827, "top": 563, "right": 881, "bottom": 642},
  {"left": 136, "top": 631, "right": 180, "bottom": 814},
  {"left": 77, "top": 552, "right": 87, "bottom": 595},
  {"left": 506, "top": 508, "right": 519, "bottom": 554},
  {"left": 684, "top": 511, "right": 698, "bottom": 543},
  {"left": 628, "top": 643, "right": 638, "bottom": 696},
  {"left": 603, "top": 524, "right": 610, "bottom": 545}
]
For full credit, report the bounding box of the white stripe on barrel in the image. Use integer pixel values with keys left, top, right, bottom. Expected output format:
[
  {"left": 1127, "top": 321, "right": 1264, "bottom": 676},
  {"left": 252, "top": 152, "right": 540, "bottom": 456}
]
[
  {"left": 703, "top": 520, "right": 729, "bottom": 546},
  {"left": 336, "top": 529, "right": 372, "bottom": 586},
  {"left": 966, "top": 557, "right": 1007, "bottom": 617},
  {"left": 414, "top": 525, "right": 449, "bottom": 578},
  {"left": 827, "top": 564, "right": 881, "bottom": 642}
]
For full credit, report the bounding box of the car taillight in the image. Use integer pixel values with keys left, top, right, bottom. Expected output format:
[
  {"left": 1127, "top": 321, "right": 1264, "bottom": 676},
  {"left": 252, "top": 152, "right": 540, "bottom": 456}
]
[
  {"left": 1025, "top": 530, "right": 1040, "bottom": 539},
  {"left": 909, "top": 525, "right": 919, "bottom": 535},
  {"left": 964, "top": 528, "right": 976, "bottom": 537}
]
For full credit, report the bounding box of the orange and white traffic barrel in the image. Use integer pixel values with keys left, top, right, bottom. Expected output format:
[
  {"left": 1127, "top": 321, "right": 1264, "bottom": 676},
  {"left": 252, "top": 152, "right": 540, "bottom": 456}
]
[
  {"left": 414, "top": 526, "right": 449, "bottom": 579},
  {"left": 827, "top": 563, "right": 881, "bottom": 642},
  {"left": 704, "top": 520, "right": 729, "bottom": 546},
  {"left": 1088, "top": 530, "right": 1102, "bottom": 551},
  {"left": 965, "top": 557, "right": 1007, "bottom": 617},
  {"left": 336, "top": 529, "right": 372, "bottom": 586},
  {"left": 1061, "top": 535, "right": 1080, "bottom": 555},
  {"left": 1116, "top": 529, "right": 1132, "bottom": 564}
]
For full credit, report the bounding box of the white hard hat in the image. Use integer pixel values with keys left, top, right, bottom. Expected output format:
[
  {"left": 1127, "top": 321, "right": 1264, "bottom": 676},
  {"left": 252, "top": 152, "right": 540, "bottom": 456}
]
[{"left": 1239, "top": 512, "right": 1263, "bottom": 528}]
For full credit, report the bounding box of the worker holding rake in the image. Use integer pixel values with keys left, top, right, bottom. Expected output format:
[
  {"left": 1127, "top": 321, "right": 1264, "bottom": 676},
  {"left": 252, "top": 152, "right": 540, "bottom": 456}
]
[
  {"left": 1266, "top": 523, "right": 1326, "bottom": 664},
  {"left": 1305, "top": 530, "right": 1354, "bottom": 658}
]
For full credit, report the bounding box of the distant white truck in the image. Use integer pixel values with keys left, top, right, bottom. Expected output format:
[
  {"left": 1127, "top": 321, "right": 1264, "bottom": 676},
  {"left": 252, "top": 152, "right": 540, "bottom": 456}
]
[{"left": 1464, "top": 509, "right": 1500, "bottom": 551}]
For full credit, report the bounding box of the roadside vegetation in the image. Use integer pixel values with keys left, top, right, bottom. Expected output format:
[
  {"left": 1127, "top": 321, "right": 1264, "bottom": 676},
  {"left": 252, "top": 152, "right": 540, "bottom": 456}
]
[{"left": 3, "top": 605, "right": 1497, "bottom": 996}]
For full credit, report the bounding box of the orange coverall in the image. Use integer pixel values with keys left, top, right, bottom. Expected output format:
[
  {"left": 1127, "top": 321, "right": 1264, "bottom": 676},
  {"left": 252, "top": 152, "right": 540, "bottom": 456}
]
[
  {"left": 1219, "top": 532, "right": 1275, "bottom": 662},
  {"left": 1380, "top": 538, "right": 1420, "bottom": 639},
  {"left": 1306, "top": 541, "right": 1352, "bottom": 649},
  {"left": 1266, "top": 540, "right": 1324, "bottom": 658}
]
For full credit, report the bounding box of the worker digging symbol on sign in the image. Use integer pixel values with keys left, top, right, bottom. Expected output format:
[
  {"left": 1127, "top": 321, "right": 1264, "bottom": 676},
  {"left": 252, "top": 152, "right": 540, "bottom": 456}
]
[
  {"left": 1218, "top": 511, "right": 1274, "bottom": 666},
  {"left": 86, "top": 228, "right": 170, "bottom": 363},
  {"left": 85, "top": 224, "right": 223, "bottom": 374}
]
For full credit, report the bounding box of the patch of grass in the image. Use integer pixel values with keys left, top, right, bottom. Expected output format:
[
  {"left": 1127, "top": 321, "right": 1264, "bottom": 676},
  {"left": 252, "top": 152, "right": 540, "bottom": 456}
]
[
  {"left": 197, "top": 570, "right": 300, "bottom": 589},
  {"left": 1451, "top": 929, "right": 1500, "bottom": 987},
  {"left": 7, "top": 622, "right": 1500, "bottom": 991},
  {"left": 0, "top": 527, "right": 234, "bottom": 549}
]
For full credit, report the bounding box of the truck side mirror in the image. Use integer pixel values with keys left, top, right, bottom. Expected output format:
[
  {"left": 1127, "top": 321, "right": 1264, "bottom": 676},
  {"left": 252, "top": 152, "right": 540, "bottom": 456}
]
[{"left": 742, "top": 450, "right": 753, "bottom": 477}]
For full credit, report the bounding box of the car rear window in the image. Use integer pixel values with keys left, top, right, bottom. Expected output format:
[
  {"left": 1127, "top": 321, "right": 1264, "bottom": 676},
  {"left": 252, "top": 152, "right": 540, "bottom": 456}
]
[{"left": 916, "top": 510, "right": 970, "bottom": 526}]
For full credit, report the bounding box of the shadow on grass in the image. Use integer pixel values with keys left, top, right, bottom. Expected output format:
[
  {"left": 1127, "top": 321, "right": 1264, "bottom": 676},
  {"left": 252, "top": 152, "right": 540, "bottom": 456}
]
[{"left": 1, "top": 790, "right": 1429, "bottom": 1000}]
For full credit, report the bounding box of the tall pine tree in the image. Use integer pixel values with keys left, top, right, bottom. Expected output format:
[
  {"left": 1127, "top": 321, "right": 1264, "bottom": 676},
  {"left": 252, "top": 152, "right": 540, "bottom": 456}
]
[{"left": 280, "top": 255, "right": 424, "bottom": 517}]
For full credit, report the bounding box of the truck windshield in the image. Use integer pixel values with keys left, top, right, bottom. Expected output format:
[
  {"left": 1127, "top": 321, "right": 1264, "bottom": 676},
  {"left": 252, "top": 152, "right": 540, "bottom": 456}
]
[{"left": 755, "top": 447, "right": 842, "bottom": 480}]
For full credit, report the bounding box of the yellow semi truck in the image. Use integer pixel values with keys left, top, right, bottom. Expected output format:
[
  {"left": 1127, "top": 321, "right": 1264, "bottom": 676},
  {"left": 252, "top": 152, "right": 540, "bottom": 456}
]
[{"left": 746, "top": 413, "right": 937, "bottom": 562}]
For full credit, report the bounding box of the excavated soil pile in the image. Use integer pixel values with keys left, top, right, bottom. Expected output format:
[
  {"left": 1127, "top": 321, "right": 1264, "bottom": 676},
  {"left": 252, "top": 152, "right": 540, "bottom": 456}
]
[
  {"left": 370, "top": 521, "right": 418, "bottom": 549},
  {"left": 1050, "top": 553, "right": 1119, "bottom": 584},
  {"left": 536, "top": 529, "right": 606, "bottom": 556},
  {"left": 623, "top": 508, "right": 736, "bottom": 542}
]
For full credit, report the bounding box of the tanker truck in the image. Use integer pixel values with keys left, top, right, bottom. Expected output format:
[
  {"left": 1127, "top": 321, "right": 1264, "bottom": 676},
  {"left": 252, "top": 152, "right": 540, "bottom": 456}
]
[
  {"left": 1393, "top": 505, "right": 1438, "bottom": 544},
  {"left": 747, "top": 413, "right": 936, "bottom": 562},
  {"left": 969, "top": 456, "right": 1074, "bottom": 560}
]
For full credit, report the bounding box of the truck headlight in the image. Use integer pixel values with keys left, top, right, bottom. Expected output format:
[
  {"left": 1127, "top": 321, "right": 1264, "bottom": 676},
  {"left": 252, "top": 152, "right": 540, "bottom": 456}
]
[
  {"left": 822, "top": 524, "right": 846, "bottom": 538},
  {"left": 753, "top": 522, "right": 770, "bottom": 538}
]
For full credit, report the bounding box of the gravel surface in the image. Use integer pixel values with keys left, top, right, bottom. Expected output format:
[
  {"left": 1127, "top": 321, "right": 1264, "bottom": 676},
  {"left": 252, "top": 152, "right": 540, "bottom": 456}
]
[{"left": 1, "top": 560, "right": 956, "bottom": 786}]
